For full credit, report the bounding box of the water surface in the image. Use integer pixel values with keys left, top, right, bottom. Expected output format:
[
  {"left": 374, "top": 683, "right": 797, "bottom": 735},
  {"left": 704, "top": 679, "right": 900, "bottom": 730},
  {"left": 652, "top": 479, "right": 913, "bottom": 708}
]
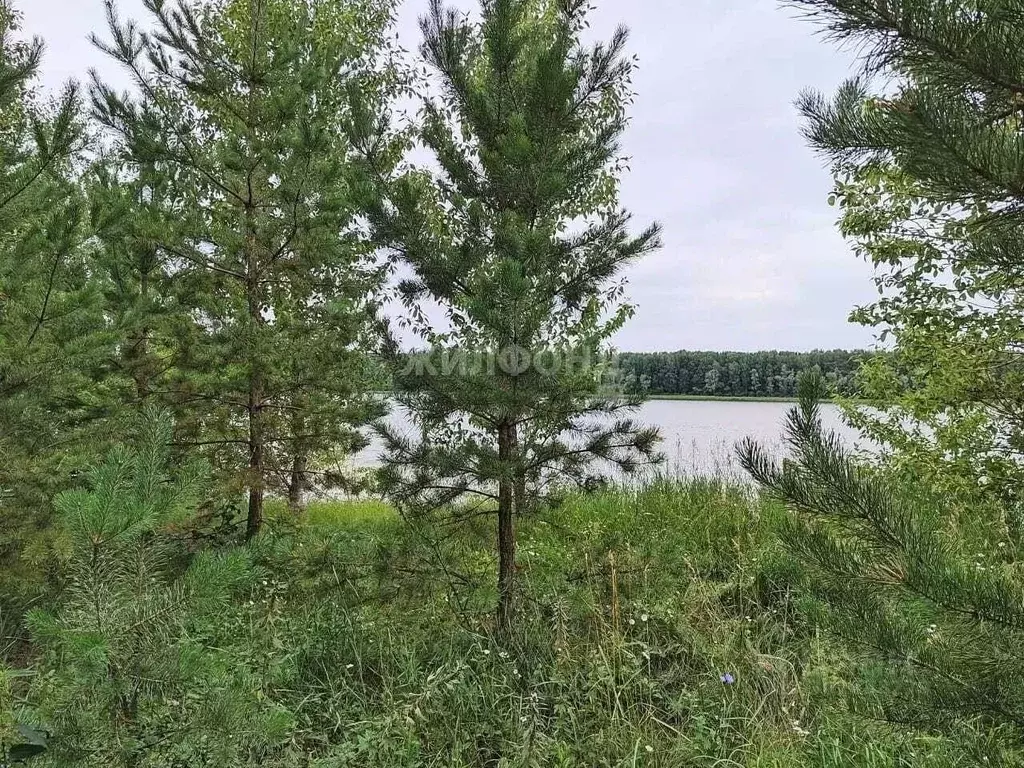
[
  {"left": 638, "top": 399, "right": 860, "bottom": 480},
  {"left": 355, "top": 399, "right": 862, "bottom": 482}
]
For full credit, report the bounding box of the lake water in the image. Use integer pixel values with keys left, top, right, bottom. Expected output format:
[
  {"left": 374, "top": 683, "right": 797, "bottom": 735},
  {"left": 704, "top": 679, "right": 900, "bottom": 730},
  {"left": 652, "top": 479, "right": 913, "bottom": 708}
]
[
  {"left": 638, "top": 399, "right": 861, "bottom": 480},
  {"left": 355, "top": 399, "right": 862, "bottom": 482}
]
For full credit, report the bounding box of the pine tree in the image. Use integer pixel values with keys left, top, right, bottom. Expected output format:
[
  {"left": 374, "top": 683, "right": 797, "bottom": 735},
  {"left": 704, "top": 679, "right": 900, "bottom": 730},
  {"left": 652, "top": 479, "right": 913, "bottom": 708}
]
[
  {"left": 86, "top": 155, "right": 182, "bottom": 412},
  {"left": 793, "top": 0, "right": 1024, "bottom": 213},
  {"left": 788, "top": 4, "right": 1024, "bottom": 573},
  {"left": 792, "top": 0, "right": 1024, "bottom": 466},
  {"left": 21, "top": 408, "right": 289, "bottom": 767},
  {"left": 91, "top": 0, "right": 404, "bottom": 537},
  {"left": 739, "top": 373, "right": 1024, "bottom": 744},
  {"left": 742, "top": 0, "right": 1024, "bottom": 740},
  {"left": 363, "top": 0, "right": 662, "bottom": 630},
  {"left": 0, "top": 1, "right": 105, "bottom": 585}
]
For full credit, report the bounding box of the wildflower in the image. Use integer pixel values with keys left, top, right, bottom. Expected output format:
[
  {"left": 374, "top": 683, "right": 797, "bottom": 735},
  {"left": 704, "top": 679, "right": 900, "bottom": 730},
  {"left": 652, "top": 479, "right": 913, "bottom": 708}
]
[
  {"left": 482, "top": 649, "right": 491, "bottom": 656},
  {"left": 640, "top": 613, "right": 649, "bottom": 623},
  {"left": 628, "top": 618, "right": 636, "bottom": 625},
  {"left": 720, "top": 672, "right": 735, "bottom": 685},
  {"left": 645, "top": 745, "right": 654, "bottom": 753}
]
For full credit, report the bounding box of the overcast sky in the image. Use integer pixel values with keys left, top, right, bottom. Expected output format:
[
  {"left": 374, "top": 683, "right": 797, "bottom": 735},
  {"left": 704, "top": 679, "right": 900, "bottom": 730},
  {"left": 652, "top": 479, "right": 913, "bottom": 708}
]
[{"left": 19, "top": 0, "right": 878, "bottom": 353}]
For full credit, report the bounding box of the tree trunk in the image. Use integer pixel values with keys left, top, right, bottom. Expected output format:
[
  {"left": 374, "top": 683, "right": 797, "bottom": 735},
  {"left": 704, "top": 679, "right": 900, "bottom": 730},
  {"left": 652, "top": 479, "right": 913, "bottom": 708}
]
[
  {"left": 246, "top": 378, "right": 264, "bottom": 541},
  {"left": 245, "top": 215, "right": 264, "bottom": 541},
  {"left": 133, "top": 269, "right": 151, "bottom": 402},
  {"left": 288, "top": 453, "right": 307, "bottom": 513},
  {"left": 510, "top": 423, "right": 526, "bottom": 515},
  {"left": 497, "top": 422, "right": 516, "bottom": 633}
]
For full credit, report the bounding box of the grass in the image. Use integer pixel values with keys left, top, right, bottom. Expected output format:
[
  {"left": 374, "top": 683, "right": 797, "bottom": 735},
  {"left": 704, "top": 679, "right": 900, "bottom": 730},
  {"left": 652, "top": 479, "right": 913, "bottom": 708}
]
[
  {"left": 240, "top": 481, "right": 987, "bottom": 766},
  {"left": 15, "top": 480, "right": 996, "bottom": 766}
]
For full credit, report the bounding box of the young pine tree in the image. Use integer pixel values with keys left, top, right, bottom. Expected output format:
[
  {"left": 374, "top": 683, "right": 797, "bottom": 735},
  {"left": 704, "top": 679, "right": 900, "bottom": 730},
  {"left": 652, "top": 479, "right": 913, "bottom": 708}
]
[
  {"left": 85, "top": 155, "right": 182, "bottom": 412},
  {"left": 739, "top": 0, "right": 1024, "bottom": 746},
  {"left": 739, "top": 374, "right": 1024, "bottom": 748},
  {"left": 365, "top": 0, "right": 662, "bottom": 630},
  {"left": 22, "top": 409, "right": 289, "bottom": 767},
  {"left": 791, "top": 0, "right": 1024, "bottom": 503},
  {"left": 91, "top": 0, "right": 404, "bottom": 536},
  {"left": 0, "top": 1, "right": 105, "bottom": 587}
]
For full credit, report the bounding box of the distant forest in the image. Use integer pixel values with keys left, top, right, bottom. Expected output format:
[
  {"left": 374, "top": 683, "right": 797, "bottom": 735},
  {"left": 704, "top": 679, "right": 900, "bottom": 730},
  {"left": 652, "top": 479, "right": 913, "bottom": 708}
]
[{"left": 617, "top": 350, "right": 870, "bottom": 398}]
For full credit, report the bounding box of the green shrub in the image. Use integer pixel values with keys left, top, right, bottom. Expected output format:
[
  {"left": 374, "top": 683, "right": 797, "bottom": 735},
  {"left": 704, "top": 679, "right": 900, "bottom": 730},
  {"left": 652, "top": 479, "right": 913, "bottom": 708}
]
[{"left": 13, "top": 411, "right": 290, "bottom": 767}]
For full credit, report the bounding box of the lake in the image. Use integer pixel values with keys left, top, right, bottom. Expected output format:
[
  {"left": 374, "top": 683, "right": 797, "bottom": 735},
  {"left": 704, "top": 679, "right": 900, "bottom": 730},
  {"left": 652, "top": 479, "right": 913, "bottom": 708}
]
[
  {"left": 638, "top": 399, "right": 861, "bottom": 480},
  {"left": 355, "top": 399, "right": 862, "bottom": 482}
]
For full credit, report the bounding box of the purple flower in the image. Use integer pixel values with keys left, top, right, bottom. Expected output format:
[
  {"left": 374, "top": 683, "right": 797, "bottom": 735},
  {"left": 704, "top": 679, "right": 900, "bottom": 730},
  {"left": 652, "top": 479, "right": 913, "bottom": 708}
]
[{"left": 720, "top": 673, "right": 735, "bottom": 685}]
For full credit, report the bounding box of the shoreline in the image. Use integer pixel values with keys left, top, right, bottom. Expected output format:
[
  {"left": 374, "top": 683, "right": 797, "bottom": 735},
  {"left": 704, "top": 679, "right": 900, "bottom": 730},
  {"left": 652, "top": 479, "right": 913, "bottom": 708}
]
[
  {"left": 374, "top": 392, "right": 861, "bottom": 405},
  {"left": 645, "top": 394, "right": 802, "bottom": 403},
  {"left": 645, "top": 394, "right": 875, "bottom": 405}
]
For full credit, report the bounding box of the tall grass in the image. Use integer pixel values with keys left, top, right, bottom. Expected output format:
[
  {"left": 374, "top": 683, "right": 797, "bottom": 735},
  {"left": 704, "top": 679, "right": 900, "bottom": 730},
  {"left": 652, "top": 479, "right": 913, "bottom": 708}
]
[{"left": 241, "top": 481, "right": 987, "bottom": 766}]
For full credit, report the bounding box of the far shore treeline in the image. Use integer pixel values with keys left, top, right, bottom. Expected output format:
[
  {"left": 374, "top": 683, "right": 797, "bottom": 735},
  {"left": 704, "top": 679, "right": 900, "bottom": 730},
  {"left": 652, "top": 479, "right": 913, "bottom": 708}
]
[
  {"left": 385, "top": 348, "right": 872, "bottom": 399},
  {"left": 617, "top": 349, "right": 868, "bottom": 398}
]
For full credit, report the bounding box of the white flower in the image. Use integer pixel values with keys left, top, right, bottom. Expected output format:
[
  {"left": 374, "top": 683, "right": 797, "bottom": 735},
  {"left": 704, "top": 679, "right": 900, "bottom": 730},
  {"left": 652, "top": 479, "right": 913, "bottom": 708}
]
[
  {"left": 645, "top": 745, "right": 653, "bottom": 753},
  {"left": 640, "top": 613, "right": 649, "bottom": 623}
]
